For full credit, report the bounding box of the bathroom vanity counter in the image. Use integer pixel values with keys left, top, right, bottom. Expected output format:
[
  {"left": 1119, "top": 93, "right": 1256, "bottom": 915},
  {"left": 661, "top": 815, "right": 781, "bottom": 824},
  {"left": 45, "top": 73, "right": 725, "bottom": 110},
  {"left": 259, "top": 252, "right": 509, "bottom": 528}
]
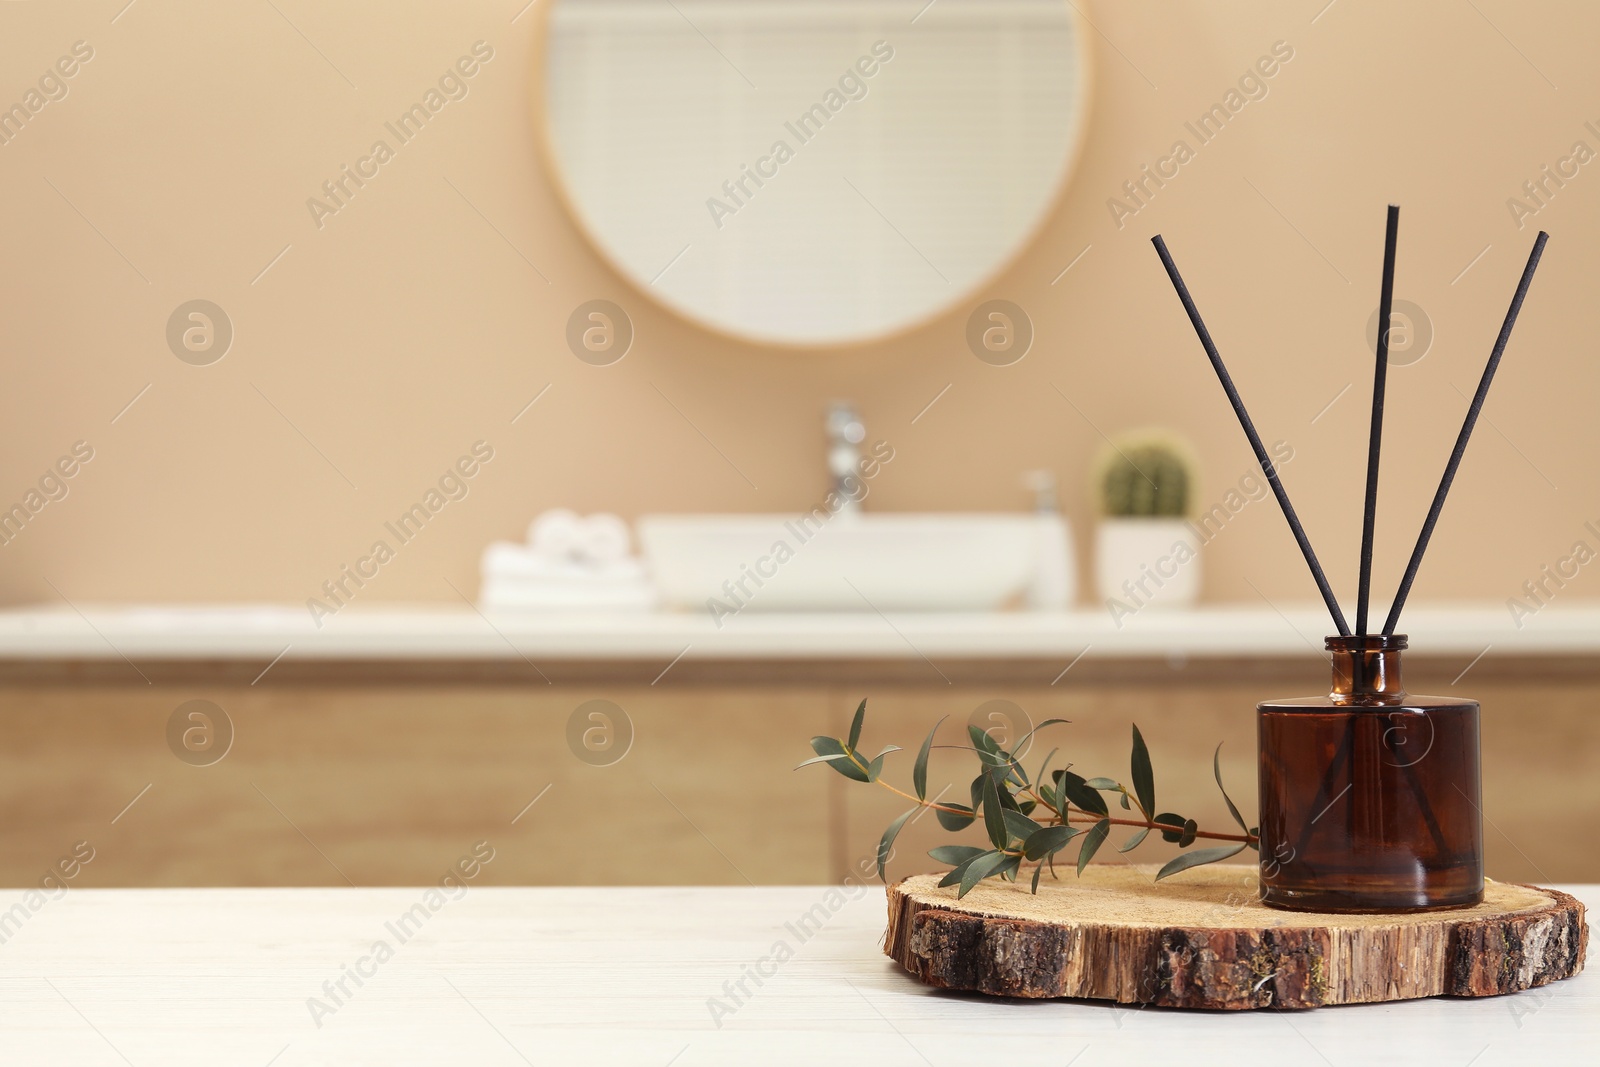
[
  {"left": 0, "top": 884, "right": 1590, "bottom": 1063},
  {"left": 0, "top": 602, "right": 1595, "bottom": 685}
]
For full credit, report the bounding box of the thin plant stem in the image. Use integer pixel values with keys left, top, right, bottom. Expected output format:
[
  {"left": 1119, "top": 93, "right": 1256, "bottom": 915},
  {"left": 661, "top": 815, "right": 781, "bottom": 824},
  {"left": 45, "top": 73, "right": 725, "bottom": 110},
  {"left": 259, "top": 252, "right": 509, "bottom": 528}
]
[
  {"left": 867, "top": 776, "right": 1257, "bottom": 845},
  {"left": 1059, "top": 811, "right": 1255, "bottom": 844}
]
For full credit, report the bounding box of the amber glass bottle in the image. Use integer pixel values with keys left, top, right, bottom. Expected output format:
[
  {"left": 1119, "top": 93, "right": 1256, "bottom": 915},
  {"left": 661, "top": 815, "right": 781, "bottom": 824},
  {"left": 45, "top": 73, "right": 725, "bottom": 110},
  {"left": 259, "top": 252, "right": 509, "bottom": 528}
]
[{"left": 1257, "top": 635, "right": 1483, "bottom": 912}]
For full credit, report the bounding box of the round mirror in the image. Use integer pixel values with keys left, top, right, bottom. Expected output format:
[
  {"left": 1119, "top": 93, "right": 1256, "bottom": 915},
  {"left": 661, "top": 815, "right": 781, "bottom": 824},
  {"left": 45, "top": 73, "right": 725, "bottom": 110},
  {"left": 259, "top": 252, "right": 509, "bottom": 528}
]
[{"left": 539, "top": 0, "right": 1090, "bottom": 347}]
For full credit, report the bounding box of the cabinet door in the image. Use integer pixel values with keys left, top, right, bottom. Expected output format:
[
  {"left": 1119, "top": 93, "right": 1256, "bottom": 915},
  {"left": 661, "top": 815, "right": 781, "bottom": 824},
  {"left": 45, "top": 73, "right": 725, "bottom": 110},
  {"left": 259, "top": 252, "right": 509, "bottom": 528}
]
[{"left": 0, "top": 685, "right": 832, "bottom": 887}]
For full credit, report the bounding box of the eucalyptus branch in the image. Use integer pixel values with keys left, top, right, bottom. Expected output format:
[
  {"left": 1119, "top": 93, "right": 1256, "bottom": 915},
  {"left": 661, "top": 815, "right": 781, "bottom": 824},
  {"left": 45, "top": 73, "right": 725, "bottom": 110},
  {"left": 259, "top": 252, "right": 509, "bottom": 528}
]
[
  {"left": 869, "top": 779, "right": 974, "bottom": 818},
  {"left": 798, "top": 699, "right": 1260, "bottom": 898},
  {"left": 860, "top": 776, "right": 1250, "bottom": 842},
  {"left": 1061, "top": 813, "right": 1256, "bottom": 844}
]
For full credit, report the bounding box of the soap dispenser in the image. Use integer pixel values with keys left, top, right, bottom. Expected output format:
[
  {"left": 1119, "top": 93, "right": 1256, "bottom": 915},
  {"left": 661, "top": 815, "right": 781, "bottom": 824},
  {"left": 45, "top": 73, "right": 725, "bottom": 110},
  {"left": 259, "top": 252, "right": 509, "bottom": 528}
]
[{"left": 1024, "top": 470, "right": 1076, "bottom": 610}]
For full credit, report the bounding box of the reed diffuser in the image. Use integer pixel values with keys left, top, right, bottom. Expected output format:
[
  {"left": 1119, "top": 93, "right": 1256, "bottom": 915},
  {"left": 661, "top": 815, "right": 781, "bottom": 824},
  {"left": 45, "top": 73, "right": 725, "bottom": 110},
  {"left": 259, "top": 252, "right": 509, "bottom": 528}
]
[{"left": 1153, "top": 213, "right": 1548, "bottom": 912}]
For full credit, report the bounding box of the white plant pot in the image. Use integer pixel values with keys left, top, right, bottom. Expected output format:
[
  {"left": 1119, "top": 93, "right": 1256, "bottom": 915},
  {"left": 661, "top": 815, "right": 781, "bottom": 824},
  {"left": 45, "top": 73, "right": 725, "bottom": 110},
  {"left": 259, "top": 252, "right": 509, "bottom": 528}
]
[{"left": 1095, "top": 518, "right": 1201, "bottom": 613}]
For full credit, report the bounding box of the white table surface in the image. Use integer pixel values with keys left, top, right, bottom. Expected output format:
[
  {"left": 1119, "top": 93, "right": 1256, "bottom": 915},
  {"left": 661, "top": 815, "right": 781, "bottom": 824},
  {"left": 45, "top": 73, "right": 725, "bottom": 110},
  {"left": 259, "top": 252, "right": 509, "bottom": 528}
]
[
  {"left": 0, "top": 602, "right": 1595, "bottom": 660},
  {"left": 0, "top": 886, "right": 1592, "bottom": 1065}
]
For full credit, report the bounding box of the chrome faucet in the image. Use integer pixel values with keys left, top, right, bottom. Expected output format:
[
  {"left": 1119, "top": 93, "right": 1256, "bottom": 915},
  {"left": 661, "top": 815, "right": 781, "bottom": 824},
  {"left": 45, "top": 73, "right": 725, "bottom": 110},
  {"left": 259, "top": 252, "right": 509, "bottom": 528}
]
[{"left": 825, "top": 401, "right": 866, "bottom": 512}]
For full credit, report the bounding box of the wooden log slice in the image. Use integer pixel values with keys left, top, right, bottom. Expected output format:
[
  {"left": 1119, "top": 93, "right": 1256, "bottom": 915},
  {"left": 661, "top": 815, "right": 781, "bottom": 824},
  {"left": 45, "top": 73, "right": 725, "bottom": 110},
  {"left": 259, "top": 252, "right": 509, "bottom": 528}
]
[{"left": 886, "top": 864, "right": 1586, "bottom": 1010}]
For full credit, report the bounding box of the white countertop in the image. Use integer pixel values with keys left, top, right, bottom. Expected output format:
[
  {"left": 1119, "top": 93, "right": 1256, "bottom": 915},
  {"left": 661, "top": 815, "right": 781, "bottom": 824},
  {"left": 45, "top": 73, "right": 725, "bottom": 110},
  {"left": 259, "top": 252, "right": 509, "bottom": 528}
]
[
  {"left": 0, "top": 885, "right": 1590, "bottom": 1064},
  {"left": 0, "top": 602, "right": 1594, "bottom": 660}
]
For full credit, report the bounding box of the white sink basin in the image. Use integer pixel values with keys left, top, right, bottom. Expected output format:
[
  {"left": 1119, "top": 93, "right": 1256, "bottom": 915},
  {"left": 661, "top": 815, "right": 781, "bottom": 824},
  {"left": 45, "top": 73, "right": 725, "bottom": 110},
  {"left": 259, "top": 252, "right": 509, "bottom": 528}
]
[{"left": 637, "top": 513, "right": 1044, "bottom": 613}]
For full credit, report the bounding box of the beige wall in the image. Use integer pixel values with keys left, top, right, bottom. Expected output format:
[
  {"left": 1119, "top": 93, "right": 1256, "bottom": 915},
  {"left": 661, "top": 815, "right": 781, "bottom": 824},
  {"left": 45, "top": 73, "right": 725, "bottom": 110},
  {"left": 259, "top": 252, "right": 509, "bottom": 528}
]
[{"left": 1, "top": 1, "right": 1596, "bottom": 612}]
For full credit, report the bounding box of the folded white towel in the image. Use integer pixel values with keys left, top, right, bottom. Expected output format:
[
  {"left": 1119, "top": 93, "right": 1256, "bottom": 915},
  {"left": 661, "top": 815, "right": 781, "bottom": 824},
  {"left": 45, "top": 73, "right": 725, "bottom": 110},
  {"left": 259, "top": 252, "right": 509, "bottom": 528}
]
[
  {"left": 480, "top": 580, "right": 656, "bottom": 612},
  {"left": 485, "top": 511, "right": 653, "bottom": 611},
  {"left": 527, "top": 510, "right": 635, "bottom": 566},
  {"left": 482, "top": 542, "right": 646, "bottom": 583},
  {"left": 580, "top": 513, "right": 631, "bottom": 565},
  {"left": 529, "top": 509, "right": 585, "bottom": 560}
]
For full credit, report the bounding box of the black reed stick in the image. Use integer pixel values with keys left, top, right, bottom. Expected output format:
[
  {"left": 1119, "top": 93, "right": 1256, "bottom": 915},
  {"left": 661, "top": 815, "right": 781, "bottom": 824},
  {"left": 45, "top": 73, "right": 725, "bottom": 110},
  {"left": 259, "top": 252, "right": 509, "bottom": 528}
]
[
  {"left": 1152, "top": 235, "right": 1352, "bottom": 636},
  {"left": 1356, "top": 205, "right": 1400, "bottom": 634},
  {"left": 1382, "top": 230, "right": 1549, "bottom": 635}
]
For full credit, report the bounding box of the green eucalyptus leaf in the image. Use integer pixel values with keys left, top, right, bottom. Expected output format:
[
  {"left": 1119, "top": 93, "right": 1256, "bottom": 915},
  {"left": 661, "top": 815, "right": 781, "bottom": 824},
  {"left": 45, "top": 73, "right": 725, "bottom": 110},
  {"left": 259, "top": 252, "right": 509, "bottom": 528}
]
[
  {"left": 1033, "top": 747, "right": 1060, "bottom": 803},
  {"left": 794, "top": 752, "right": 856, "bottom": 770},
  {"left": 1011, "top": 718, "right": 1070, "bottom": 758},
  {"left": 1179, "top": 819, "right": 1198, "bottom": 848},
  {"left": 912, "top": 715, "right": 947, "bottom": 801},
  {"left": 1038, "top": 783, "right": 1059, "bottom": 813},
  {"left": 1213, "top": 743, "right": 1250, "bottom": 833},
  {"left": 957, "top": 850, "right": 1009, "bottom": 897},
  {"left": 1023, "top": 824, "right": 1079, "bottom": 860},
  {"left": 972, "top": 747, "right": 1014, "bottom": 769},
  {"left": 1130, "top": 723, "right": 1155, "bottom": 817},
  {"left": 982, "top": 775, "right": 1008, "bottom": 849},
  {"left": 928, "top": 844, "right": 987, "bottom": 866},
  {"left": 1018, "top": 800, "right": 1037, "bottom": 816},
  {"left": 968, "top": 724, "right": 1003, "bottom": 756},
  {"left": 806, "top": 736, "right": 843, "bottom": 758},
  {"left": 1117, "top": 827, "right": 1151, "bottom": 853},
  {"left": 938, "top": 851, "right": 991, "bottom": 889},
  {"left": 1005, "top": 753, "right": 1029, "bottom": 788},
  {"left": 935, "top": 803, "right": 976, "bottom": 831},
  {"left": 848, "top": 699, "right": 867, "bottom": 750},
  {"left": 1002, "top": 809, "right": 1043, "bottom": 843},
  {"left": 876, "top": 807, "right": 916, "bottom": 880},
  {"left": 1154, "top": 843, "right": 1248, "bottom": 881},
  {"left": 1076, "top": 818, "right": 1112, "bottom": 875},
  {"left": 807, "top": 736, "right": 869, "bottom": 782},
  {"left": 1083, "top": 777, "right": 1119, "bottom": 790},
  {"left": 1055, "top": 770, "right": 1108, "bottom": 817},
  {"left": 989, "top": 853, "right": 1022, "bottom": 884},
  {"left": 1031, "top": 860, "right": 1047, "bottom": 894},
  {"left": 863, "top": 745, "right": 901, "bottom": 783},
  {"left": 970, "top": 769, "right": 1019, "bottom": 818},
  {"left": 973, "top": 748, "right": 1026, "bottom": 789},
  {"left": 1155, "top": 812, "right": 1188, "bottom": 843},
  {"left": 1120, "top": 793, "right": 1131, "bottom": 810},
  {"left": 1247, "top": 826, "right": 1260, "bottom": 852}
]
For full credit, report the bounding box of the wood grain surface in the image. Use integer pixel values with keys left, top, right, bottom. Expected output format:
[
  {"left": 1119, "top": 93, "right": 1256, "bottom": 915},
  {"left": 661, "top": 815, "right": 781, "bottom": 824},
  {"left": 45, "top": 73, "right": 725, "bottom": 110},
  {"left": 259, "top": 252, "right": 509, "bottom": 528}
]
[{"left": 887, "top": 864, "right": 1587, "bottom": 1009}]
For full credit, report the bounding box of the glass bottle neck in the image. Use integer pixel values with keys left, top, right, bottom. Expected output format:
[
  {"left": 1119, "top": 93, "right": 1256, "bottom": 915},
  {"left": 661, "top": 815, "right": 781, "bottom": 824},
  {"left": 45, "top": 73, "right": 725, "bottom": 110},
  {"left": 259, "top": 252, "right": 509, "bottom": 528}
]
[{"left": 1327, "top": 634, "right": 1407, "bottom": 705}]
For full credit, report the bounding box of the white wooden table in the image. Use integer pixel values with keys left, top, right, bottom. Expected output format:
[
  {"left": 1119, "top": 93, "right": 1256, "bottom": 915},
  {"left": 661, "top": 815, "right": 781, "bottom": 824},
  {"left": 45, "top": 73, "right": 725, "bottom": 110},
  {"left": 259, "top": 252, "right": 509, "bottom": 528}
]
[{"left": 0, "top": 886, "right": 1592, "bottom": 1065}]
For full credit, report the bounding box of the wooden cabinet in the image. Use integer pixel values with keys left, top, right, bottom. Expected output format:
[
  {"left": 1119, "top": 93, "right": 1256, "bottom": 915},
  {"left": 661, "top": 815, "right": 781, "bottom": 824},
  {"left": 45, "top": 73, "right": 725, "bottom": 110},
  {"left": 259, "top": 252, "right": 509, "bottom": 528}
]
[
  {"left": 0, "top": 655, "right": 1591, "bottom": 886},
  {"left": 0, "top": 684, "right": 831, "bottom": 887}
]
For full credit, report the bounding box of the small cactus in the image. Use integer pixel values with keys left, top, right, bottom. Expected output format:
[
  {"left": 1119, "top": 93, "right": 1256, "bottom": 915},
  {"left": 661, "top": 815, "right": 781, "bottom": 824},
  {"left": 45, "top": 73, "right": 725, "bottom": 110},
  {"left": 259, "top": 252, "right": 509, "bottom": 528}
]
[{"left": 1097, "top": 433, "right": 1193, "bottom": 518}]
